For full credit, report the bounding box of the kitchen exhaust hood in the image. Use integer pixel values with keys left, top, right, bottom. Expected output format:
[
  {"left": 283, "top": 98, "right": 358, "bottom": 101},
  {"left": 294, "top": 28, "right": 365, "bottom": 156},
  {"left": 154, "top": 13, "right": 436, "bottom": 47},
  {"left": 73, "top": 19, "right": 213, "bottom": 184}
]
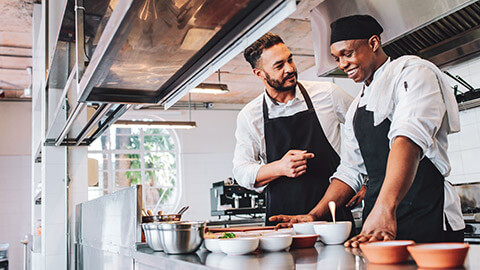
[
  {"left": 311, "top": 0, "right": 480, "bottom": 76},
  {"left": 74, "top": 0, "right": 296, "bottom": 108}
]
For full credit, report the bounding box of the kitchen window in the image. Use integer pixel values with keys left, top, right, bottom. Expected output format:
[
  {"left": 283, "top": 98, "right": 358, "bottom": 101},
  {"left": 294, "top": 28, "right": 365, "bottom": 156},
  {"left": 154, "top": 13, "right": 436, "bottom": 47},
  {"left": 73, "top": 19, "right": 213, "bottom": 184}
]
[{"left": 88, "top": 125, "right": 180, "bottom": 213}]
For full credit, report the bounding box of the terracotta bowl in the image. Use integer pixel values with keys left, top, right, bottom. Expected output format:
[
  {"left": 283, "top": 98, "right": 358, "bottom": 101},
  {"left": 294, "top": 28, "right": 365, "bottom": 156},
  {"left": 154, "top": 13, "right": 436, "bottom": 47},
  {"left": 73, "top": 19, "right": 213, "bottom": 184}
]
[
  {"left": 360, "top": 240, "right": 415, "bottom": 264},
  {"left": 407, "top": 242, "right": 469, "bottom": 268},
  {"left": 291, "top": 234, "right": 318, "bottom": 249}
]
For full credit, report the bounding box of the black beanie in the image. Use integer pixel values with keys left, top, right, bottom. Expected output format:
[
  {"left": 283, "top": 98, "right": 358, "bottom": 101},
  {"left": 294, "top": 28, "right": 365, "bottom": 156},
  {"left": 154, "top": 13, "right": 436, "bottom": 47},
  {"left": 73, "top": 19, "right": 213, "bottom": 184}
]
[{"left": 330, "top": 15, "right": 383, "bottom": 45}]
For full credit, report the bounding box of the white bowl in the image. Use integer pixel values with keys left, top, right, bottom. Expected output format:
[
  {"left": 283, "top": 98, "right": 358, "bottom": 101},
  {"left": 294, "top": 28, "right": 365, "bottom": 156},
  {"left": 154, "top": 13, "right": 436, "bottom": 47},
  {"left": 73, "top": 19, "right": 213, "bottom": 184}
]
[
  {"left": 259, "top": 234, "right": 293, "bottom": 252},
  {"left": 313, "top": 221, "right": 351, "bottom": 245},
  {"left": 293, "top": 223, "right": 315, "bottom": 235},
  {"left": 205, "top": 238, "right": 222, "bottom": 253},
  {"left": 219, "top": 237, "right": 259, "bottom": 256}
]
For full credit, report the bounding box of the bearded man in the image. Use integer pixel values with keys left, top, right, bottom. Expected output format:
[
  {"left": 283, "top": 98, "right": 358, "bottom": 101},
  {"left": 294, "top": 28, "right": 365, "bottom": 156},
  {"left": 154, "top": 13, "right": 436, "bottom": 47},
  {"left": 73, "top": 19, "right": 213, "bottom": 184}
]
[{"left": 233, "top": 32, "right": 355, "bottom": 226}]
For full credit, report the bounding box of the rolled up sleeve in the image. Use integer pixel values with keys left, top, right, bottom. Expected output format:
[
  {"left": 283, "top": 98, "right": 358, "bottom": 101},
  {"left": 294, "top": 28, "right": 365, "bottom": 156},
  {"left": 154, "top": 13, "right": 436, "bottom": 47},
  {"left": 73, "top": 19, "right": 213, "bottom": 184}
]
[
  {"left": 330, "top": 103, "right": 367, "bottom": 193},
  {"left": 232, "top": 111, "right": 266, "bottom": 193},
  {"left": 388, "top": 65, "right": 446, "bottom": 157}
]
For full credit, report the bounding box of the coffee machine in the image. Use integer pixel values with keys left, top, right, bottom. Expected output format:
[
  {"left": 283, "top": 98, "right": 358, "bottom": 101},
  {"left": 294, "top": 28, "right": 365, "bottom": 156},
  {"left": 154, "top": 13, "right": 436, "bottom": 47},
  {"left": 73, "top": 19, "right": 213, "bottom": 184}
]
[{"left": 210, "top": 178, "right": 265, "bottom": 217}]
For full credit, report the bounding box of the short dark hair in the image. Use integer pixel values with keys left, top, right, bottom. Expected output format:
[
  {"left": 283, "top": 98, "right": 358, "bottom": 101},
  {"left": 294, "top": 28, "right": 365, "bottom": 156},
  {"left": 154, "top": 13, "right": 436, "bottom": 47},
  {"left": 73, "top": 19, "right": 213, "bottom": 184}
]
[{"left": 243, "top": 32, "right": 284, "bottom": 69}]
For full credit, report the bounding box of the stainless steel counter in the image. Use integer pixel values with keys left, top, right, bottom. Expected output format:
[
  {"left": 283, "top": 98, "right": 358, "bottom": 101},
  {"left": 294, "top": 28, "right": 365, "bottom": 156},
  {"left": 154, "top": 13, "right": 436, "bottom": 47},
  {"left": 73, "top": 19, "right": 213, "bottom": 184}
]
[{"left": 134, "top": 243, "right": 480, "bottom": 270}]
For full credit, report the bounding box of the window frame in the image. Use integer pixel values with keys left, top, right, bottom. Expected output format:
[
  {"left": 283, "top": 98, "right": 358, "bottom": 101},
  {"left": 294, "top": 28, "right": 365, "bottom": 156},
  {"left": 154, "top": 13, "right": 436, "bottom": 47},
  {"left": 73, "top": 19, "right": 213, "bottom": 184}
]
[{"left": 87, "top": 124, "right": 182, "bottom": 213}]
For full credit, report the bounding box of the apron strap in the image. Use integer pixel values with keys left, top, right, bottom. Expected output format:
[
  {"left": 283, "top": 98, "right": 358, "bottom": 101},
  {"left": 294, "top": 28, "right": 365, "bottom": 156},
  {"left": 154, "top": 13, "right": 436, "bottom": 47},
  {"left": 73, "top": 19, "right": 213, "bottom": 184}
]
[
  {"left": 297, "top": 82, "right": 314, "bottom": 111},
  {"left": 262, "top": 82, "right": 313, "bottom": 121}
]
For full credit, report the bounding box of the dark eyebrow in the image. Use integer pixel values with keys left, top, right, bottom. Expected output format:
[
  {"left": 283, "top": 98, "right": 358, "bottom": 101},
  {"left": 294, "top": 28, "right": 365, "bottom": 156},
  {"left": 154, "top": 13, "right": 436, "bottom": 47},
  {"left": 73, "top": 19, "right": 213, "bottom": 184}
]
[
  {"left": 273, "top": 54, "right": 293, "bottom": 66},
  {"left": 331, "top": 49, "right": 352, "bottom": 57}
]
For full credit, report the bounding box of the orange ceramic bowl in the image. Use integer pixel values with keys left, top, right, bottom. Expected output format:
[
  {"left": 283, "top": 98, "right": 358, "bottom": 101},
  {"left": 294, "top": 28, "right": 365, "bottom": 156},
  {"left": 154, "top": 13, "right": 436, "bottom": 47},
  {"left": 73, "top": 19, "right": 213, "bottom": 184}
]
[
  {"left": 360, "top": 240, "right": 415, "bottom": 264},
  {"left": 291, "top": 234, "right": 318, "bottom": 249},
  {"left": 407, "top": 243, "right": 469, "bottom": 268}
]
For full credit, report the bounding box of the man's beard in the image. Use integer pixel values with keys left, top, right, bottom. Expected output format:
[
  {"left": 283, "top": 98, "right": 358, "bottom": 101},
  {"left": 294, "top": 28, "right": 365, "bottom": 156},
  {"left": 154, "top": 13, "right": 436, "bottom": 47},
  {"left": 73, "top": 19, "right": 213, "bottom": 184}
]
[{"left": 265, "top": 71, "right": 298, "bottom": 92}]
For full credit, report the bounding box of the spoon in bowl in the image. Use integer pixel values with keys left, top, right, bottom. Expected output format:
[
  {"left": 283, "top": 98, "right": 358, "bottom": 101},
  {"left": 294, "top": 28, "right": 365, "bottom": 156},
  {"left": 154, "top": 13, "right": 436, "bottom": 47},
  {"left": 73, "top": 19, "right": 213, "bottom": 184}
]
[{"left": 328, "top": 201, "right": 336, "bottom": 224}]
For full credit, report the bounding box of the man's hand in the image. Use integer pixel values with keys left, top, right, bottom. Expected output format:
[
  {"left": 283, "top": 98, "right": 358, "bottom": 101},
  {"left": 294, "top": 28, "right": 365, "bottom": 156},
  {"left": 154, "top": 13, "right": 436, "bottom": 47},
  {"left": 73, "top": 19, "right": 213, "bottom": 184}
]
[
  {"left": 255, "top": 150, "right": 314, "bottom": 187},
  {"left": 346, "top": 184, "right": 366, "bottom": 208},
  {"left": 269, "top": 214, "right": 315, "bottom": 229},
  {"left": 278, "top": 150, "right": 315, "bottom": 178},
  {"left": 344, "top": 204, "right": 396, "bottom": 247}
]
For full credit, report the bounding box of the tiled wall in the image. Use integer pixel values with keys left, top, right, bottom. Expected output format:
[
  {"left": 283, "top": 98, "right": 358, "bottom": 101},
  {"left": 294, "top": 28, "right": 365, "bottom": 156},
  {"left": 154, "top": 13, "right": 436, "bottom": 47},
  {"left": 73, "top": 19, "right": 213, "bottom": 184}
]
[{"left": 444, "top": 57, "right": 480, "bottom": 184}]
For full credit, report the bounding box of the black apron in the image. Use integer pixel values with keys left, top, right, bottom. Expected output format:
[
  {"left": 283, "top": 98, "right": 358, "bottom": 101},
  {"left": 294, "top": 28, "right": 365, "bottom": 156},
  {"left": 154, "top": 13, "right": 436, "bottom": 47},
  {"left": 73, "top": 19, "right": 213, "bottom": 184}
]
[
  {"left": 353, "top": 105, "right": 461, "bottom": 242},
  {"left": 263, "top": 83, "right": 353, "bottom": 226}
]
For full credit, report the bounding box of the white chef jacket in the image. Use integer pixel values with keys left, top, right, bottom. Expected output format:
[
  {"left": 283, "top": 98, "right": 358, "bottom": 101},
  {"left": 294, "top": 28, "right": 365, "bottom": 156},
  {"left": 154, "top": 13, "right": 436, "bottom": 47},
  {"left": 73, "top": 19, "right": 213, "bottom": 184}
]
[
  {"left": 233, "top": 80, "right": 353, "bottom": 193},
  {"left": 331, "top": 57, "right": 465, "bottom": 231}
]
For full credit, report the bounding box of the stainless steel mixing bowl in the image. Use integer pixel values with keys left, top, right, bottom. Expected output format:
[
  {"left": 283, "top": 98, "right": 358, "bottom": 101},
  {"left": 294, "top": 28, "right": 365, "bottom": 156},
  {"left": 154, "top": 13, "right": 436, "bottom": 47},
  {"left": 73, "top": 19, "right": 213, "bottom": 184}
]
[
  {"left": 158, "top": 221, "right": 205, "bottom": 254},
  {"left": 142, "top": 223, "right": 164, "bottom": 251}
]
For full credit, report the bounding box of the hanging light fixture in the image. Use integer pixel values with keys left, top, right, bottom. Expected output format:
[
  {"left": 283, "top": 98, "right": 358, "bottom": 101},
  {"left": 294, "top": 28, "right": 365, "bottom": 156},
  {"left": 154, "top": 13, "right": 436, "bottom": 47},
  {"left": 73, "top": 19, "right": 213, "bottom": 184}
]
[
  {"left": 115, "top": 120, "right": 196, "bottom": 129},
  {"left": 190, "top": 70, "right": 229, "bottom": 94},
  {"left": 115, "top": 92, "right": 197, "bottom": 129}
]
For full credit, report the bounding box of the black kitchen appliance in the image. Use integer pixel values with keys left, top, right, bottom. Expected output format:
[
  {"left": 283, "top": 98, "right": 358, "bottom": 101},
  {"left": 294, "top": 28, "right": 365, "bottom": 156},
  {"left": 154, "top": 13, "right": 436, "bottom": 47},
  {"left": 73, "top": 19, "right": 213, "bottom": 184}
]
[
  {"left": 210, "top": 178, "right": 265, "bottom": 217},
  {"left": 454, "top": 182, "right": 480, "bottom": 244}
]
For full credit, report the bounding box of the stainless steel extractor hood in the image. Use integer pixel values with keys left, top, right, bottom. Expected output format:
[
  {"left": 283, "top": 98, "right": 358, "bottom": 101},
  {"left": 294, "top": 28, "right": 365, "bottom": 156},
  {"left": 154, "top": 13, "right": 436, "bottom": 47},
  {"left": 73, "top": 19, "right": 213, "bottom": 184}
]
[
  {"left": 74, "top": 0, "right": 296, "bottom": 107},
  {"left": 310, "top": 0, "right": 480, "bottom": 76}
]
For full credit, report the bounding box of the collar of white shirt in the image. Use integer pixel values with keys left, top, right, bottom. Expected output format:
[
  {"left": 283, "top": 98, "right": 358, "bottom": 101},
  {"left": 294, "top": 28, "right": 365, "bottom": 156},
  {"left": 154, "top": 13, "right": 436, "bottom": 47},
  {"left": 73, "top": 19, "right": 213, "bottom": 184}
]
[
  {"left": 365, "top": 57, "right": 391, "bottom": 89},
  {"left": 264, "top": 84, "right": 304, "bottom": 108}
]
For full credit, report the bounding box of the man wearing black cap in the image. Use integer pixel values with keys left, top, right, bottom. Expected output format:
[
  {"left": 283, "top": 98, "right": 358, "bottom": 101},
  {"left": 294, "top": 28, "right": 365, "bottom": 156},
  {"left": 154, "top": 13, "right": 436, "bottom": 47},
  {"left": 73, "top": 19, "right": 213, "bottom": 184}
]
[{"left": 271, "top": 15, "right": 464, "bottom": 246}]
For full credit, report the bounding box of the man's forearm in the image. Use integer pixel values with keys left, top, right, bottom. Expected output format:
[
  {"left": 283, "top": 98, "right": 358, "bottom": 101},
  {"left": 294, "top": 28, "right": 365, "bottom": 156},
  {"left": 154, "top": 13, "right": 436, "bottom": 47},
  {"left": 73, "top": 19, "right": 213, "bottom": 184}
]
[
  {"left": 308, "top": 179, "right": 356, "bottom": 220},
  {"left": 255, "top": 162, "right": 282, "bottom": 187},
  {"left": 375, "top": 136, "right": 421, "bottom": 211}
]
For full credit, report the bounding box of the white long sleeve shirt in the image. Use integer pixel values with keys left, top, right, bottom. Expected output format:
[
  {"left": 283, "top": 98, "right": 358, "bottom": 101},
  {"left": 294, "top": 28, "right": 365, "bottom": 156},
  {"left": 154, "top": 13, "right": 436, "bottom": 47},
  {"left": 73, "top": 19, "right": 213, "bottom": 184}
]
[
  {"left": 233, "top": 80, "right": 353, "bottom": 193},
  {"left": 331, "top": 57, "right": 465, "bottom": 230}
]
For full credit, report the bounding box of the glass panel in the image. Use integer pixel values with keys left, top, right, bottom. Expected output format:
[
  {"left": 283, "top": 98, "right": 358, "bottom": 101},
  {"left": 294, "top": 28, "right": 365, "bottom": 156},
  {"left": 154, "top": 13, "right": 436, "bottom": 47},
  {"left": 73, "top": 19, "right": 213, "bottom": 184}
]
[
  {"left": 101, "top": 171, "right": 109, "bottom": 190},
  {"left": 144, "top": 152, "right": 175, "bottom": 169},
  {"left": 113, "top": 153, "right": 141, "bottom": 170},
  {"left": 115, "top": 170, "right": 142, "bottom": 188},
  {"left": 88, "top": 153, "right": 108, "bottom": 171},
  {"left": 144, "top": 169, "right": 176, "bottom": 187},
  {"left": 88, "top": 187, "right": 107, "bottom": 201},
  {"left": 89, "top": 135, "right": 109, "bottom": 151},
  {"left": 112, "top": 135, "right": 140, "bottom": 150},
  {"left": 115, "top": 127, "right": 141, "bottom": 136},
  {"left": 144, "top": 187, "right": 176, "bottom": 212},
  {"left": 144, "top": 135, "right": 175, "bottom": 151},
  {"left": 145, "top": 128, "right": 170, "bottom": 136}
]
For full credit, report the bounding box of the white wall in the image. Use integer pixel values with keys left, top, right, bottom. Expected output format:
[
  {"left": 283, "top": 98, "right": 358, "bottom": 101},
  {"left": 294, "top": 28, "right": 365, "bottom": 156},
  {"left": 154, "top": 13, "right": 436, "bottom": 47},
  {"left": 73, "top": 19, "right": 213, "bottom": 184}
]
[
  {"left": 0, "top": 102, "right": 32, "bottom": 270},
  {"left": 443, "top": 57, "right": 480, "bottom": 184}
]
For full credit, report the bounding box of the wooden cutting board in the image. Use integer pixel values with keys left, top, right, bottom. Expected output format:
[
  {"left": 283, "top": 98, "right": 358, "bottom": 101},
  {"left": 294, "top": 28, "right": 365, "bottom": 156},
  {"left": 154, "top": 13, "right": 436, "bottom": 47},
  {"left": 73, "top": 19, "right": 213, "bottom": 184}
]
[{"left": 206, "top": 226, "right": 276, "bottom": 233}]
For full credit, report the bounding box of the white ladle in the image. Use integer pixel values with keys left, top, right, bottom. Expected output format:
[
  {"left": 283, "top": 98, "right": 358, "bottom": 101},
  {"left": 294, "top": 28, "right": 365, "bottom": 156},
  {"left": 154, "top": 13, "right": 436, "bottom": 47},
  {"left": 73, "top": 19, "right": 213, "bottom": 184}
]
[{"left": 328, "top": 201, "right": 336, "bottom": 224}]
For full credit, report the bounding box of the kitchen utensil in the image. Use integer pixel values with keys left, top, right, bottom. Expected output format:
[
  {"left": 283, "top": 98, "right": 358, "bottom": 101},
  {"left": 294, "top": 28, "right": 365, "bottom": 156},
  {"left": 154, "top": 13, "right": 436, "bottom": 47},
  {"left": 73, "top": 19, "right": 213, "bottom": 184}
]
[
  {"left": 142, "top": 223, "right": 164, "bottom": 251},
  {"left": 142, "top": 214, "right": 181, "bottom": 223},
  {"left": 291, "top": 234, "right": 317, "bottom": 249},
  {"left": 158, "top": 221, "right": 205, "bottom": 254},
  {"left": 407, "top": 243, "right": 469, "bottom": 268},
  {"left": 360, "top": 240, "right": 414, "bottom": 264},
  {"left": 206, "top": 226, "right": 276, "bottom": 233},
  {"left": 313, "top": 221, "right": 351, "bottom": 245},
  {"left": 259, "top": 234, "right": 292, "bottom": 252},
  {"left": 177, "top": 206, "right": 189, "bottom": 216},
  {"left": 218, "top": 237, "right": 259, "bottom": 255},
  {"left": 328, "top": 201, "right": 336, "bottom": 224}
]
